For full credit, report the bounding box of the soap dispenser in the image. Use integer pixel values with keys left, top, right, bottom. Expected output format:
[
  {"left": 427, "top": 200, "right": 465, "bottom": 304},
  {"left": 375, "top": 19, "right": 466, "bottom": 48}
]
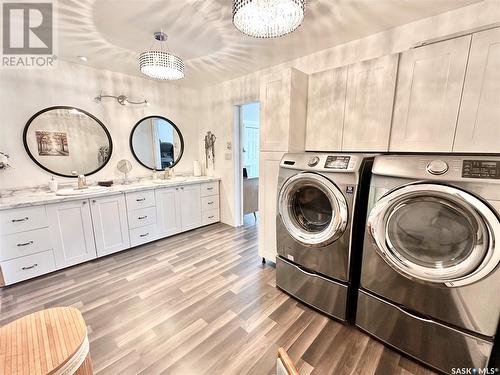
[{"left": 48, "top": 176, "right": 58, "bottom": 192}]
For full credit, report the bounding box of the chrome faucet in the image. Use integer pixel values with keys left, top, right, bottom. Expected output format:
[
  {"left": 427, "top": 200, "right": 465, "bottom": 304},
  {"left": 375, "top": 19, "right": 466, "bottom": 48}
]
[{"left": 77, "top": 175, "right": 87, "bottom": 189}]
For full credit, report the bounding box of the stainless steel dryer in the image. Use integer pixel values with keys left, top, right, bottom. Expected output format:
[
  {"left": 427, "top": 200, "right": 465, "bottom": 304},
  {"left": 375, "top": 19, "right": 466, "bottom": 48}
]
[
  {"left": 357, "top": 155, "right": 500, "bottom": 374},
  {"left": 276, "top": 153, "right": 374, "bottom": 322}
]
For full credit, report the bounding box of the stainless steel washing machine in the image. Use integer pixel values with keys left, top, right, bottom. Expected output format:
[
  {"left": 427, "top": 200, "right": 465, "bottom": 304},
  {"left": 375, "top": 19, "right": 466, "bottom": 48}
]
[
  {"left": 276, "top": 153, "right": 374, "bottom": 322},
  {"left": 357, "top": 155, "right": 500, "bottom": 374}
]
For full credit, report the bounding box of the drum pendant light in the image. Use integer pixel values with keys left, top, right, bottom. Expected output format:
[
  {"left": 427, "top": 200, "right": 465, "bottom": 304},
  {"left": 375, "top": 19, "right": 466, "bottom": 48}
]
[{"left": 139, "top": 31, "right": 184, "bottom": 80}]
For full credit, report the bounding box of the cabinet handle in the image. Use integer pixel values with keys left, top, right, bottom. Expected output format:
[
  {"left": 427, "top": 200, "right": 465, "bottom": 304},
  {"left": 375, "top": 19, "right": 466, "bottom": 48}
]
[
  {"left": 17, "top": 241, "right": 34, "bottom": 247},
  {"left": 208, "top": 201, "right": 214, "bottom": 205},
  {"left": 92, "top": 199, "right": 96, "bottom": 203},
  {"left": 138, "top": 215, "right": 148, "bottom": 220},
  {"left": 207, "top": 187, "right": 213, "bottom": 190},
  {"left": 176, "top": 188, "right": 179, "bottom": 191},
  {"left": 11, "top": 217, "right": 29, "bottom": 223},
  {"left": 82, "top": 201, "right": 87, "bottom": 205},
  {"left": 180, "top": 187, "right": 184, "bottom": 190},
  {"left": 136, "top": 198, "right": 146, "bottom": 202},
  {"left": 21, "top": 263, "right": 38, "bottom": 270},
  {"left": 139, "top": 232, "right": 149, "bottom": 238},
  {"left": 208, "top": 215, "right": 215, "bottom": 219}
]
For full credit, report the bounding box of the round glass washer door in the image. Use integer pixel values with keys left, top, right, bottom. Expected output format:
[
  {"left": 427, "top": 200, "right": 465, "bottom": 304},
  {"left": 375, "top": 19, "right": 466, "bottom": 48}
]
[
  {"left": 368, "top": 183, "right": 500, "bottom": 287},
  {"left": 278, "top": 172, "right": 348, "bottom": 247}
]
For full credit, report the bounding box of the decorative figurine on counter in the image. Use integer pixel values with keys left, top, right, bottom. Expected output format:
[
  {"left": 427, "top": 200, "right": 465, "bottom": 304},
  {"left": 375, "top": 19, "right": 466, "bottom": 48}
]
[
  {"left": 204, "top": 131, "right": 216, "bottom": 174},
  {"left": 0, "top": 152, "right": 11, "bottom": 169}
]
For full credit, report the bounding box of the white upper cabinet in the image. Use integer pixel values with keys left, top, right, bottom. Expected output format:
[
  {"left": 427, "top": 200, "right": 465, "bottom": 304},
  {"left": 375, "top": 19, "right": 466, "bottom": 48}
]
[
  {"left": 260, "top": 68, "right": 308, "bottom": 152},
  {"left": 47, "top": 199, "right": 97, "bottom": 269},
  {"left": 305, "top": 67, "right": 347, "bottom": 151},
  {"left": 90, "top": 195, "right": 130, "bottom": 257},
  {"left": 156, "top": 187, "right": 182, "bottom": 237},
  {"left": 454, "top": 28, "right": 500, "bottom": 153},
  {"left": 179, "top": 184, "right": 202, "bottom": 231},
  {"left": 389, "top": 35, "right": 471, "bottom": 152},
  {"left": 342, "top": 54, "right": 399, "bottom": 152}
]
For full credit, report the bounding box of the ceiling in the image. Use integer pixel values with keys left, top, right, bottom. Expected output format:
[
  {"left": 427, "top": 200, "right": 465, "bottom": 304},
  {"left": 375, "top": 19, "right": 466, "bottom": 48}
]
[{"left": 58, "top": 0, "right": 481, "bottom": 87}]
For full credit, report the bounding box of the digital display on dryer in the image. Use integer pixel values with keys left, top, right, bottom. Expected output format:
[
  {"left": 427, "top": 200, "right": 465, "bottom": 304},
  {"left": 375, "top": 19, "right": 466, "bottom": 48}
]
[
  {"left": 325, "top": 156, "right": 350, "bottom": 169},
  {"left": 462, "top": 160, "right": 500, "bottom": 179}
]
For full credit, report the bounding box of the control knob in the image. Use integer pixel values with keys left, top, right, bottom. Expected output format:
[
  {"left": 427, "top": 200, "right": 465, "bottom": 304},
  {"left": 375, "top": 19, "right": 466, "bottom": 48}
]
[
  {"left": 426, "top": 160, "right": 449, "bottom": 175},
  {"left": 307, "top": 156, "right": 320, "bottom": 167}
]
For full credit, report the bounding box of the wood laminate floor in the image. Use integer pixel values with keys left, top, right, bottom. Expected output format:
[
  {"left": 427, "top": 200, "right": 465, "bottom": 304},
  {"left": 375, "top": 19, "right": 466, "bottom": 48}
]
[{"left": 0, "top": 222, "right": 437, "bottom": 375}]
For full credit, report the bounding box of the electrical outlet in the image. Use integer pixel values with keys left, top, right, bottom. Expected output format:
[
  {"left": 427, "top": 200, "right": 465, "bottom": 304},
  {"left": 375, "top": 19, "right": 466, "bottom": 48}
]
[{"left": 225, "top": 153, "right": 232, "bottom": 160}]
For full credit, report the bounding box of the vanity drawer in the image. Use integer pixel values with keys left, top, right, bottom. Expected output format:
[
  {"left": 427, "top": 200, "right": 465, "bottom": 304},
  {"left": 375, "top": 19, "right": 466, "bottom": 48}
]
[
  {"left": 126, "top": 190, "right": 155, "bottom": 211},
  {"left": 200, "top": 182, "right": 219, "bottom": 197},
  {"left": 129, "top": 224, "right": 158, "bottom": 247},
  {"left": 0, "top": 227, "right": 53, "bottom": 262},
  {"left": 128, "top": 206, "right": 157, "bottom": 229},
  {"left": 201, "top": 195, "right": 219, "bottom": 211},
  {"left": 0, "top": 206, "right": 48, "bottom": 235},
  {"left": 0, "top": 249, "right": 56, "bottom": 285},
  {"left": 202, "top": 208, "right": 220, "bottom": 226}
]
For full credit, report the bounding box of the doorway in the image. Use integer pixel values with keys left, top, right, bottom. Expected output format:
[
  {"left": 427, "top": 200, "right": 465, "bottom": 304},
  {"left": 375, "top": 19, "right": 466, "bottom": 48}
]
[{"left": 235, "top": 102, "right": 260, "bottom": 227}]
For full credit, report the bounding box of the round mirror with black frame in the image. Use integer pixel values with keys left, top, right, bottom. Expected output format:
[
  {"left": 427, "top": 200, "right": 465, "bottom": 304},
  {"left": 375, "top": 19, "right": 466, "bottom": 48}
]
[
  {"left": 130, "top": 115, "right": 184, "bottom": 171},
  {"left": 23, "top": 106, "right": 113, "bottom": 178}
]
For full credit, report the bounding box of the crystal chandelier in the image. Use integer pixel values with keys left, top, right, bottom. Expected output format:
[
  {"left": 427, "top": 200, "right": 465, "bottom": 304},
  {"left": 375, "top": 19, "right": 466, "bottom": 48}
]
[
  {"left": 139, "top": 31, "right": 184, "bottom": 80},
  {"left": 232, "top": 0, "right": 306, "bottom": 38}
]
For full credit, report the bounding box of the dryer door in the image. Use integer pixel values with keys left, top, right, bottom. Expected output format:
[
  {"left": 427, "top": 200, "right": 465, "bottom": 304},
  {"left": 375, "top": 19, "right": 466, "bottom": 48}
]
[
  {"left": 278, "top": 172, "right": 348, "bottom": 247},
  {"left": 368, "top": 183, "right": 500, "bottom": 287}
]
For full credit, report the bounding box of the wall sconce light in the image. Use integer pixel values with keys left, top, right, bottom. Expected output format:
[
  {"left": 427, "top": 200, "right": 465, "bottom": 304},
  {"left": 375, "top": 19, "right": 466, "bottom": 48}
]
[{"left": 94, "top": 91, "right": 149, "bottom": 106}]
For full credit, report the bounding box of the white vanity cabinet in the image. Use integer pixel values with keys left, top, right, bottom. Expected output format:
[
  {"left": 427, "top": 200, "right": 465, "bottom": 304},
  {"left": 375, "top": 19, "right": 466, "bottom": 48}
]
[
  {"left": 90, "top": 195, "right": 130, "bottom": 257},
  {"left": 46, "top": 199, "right": 97, "bottom": 269},
  {"left": 156, "top": 187, "right": 182, "bottom": 237},
  {"left": 179, "top": 184, "right": 202, "bottom": 231}
]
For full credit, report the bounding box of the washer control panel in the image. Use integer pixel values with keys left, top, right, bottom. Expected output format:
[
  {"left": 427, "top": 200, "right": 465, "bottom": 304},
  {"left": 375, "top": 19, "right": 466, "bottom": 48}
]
[
  {"left": 426, "top": 160, "right": 449, "bottom": 175},
  {"left": 324, "top": 156, "right": 350, "bottom": 169},
  {"left": 462, "top": 160, "right": 500, "bottom": 179}
]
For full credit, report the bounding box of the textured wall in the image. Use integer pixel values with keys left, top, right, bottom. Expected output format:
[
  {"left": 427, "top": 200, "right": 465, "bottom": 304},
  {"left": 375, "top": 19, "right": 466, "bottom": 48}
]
[{"left": 0, "top": 61, "right": 200, "bottom": 191}]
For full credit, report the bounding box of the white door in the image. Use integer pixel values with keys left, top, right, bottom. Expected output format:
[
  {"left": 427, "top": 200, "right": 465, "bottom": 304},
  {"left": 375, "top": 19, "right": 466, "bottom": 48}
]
[
  {"left": 305, "top": 67, "right": 347, "bottom": 151},
  {"left": 47, "top": 199, "right": 97, "bottom": 269},
  {"left": 258, "top": 151, "right": 285, "bottom": 262},
  {"left": 454, "top": 28, "right": 500, "bottom": 152},
  {"left": 390, "top": 35, "right": 471, "bottom": 152},
  {"left": 156, "top": 187, "right": 182, "bottom": 236},
  {"left": 243, "top": 120, "right": 260, "bottom": 178},
  {"left": 90, "top": 195, "right": 130, "bottom": 257},
  {"left": 180, "top": 184, "right": 202, "bottom": 231},
  {"left": 342, "top": 54, "right": 398, "bottom": 151}
]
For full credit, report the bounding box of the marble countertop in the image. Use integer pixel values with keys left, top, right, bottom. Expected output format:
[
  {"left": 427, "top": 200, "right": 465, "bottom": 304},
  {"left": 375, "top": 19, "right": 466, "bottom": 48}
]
[{"left": 0, "top": 176, "right": 221, "bottom": 211}]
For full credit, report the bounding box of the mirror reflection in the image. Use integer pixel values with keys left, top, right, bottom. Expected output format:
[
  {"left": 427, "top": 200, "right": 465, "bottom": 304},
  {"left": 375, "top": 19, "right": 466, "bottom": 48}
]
[
  {"left": 130, "top": 116, "right": 184, "bottom": 170},
  {"left": 23, "top": 107, "right": 112, "bottom": 177}
]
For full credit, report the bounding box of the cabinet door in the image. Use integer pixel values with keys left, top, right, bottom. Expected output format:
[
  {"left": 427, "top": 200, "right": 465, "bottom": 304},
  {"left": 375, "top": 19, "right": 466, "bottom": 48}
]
[
  {"left": 180, "top": 185, "right": 202, "bottom": 231},
  {"left": 90, "top": 195, "right": 130, "bottom": 257},
  {"left": 305, "top": 67, "right": 347, "bottom": 151},
  {"left": 260, "top": 70, "right": 291, "bottom": 152},
  {"left": 454, "top": 28, "right": 500, "bottom": 152},
  {"left": 47, "top": 200, "right": 97, "bottom": 269},
  {"left": 156, "top": 187, "right": 182, "bottom": 237},
  {"left": 390, "top": 35, "right": 471, "bottom": 152},
  {"left": 342, "top": 54, "right": 398, "bottom": 151},
  {"left": 258, "top": 151, "right": 285, "bottom": 262}
]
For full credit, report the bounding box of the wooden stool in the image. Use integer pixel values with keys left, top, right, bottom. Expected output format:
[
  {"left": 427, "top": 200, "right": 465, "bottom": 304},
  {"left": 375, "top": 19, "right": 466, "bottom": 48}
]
[{"left": 0, "top": 307, "right": 93, "bottom": 375}]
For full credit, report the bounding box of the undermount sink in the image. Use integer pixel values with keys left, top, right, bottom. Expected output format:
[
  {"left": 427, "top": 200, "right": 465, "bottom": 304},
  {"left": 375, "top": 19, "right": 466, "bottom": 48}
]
[
  {"left": 152, "top": 177, "right": 187, "bottom": 184},
  {"left": 56, "top": 186, "right": 109, "bottom": 196}
]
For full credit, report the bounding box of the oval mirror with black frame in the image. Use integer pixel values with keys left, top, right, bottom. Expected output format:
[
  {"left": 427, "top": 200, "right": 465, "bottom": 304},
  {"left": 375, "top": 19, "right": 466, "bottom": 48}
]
[
  {"left": 130, "top": 116, "right": 184, "bottom": 171},
  {"left": 23, "top": 106, "right": 113, "bottom": 178}
]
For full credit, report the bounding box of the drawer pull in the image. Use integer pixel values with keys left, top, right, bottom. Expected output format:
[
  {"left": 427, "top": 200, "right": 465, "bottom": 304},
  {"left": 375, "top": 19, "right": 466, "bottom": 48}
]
[
  {"left": 21, "top": 263, "right": 38, "bottom": 270},
  {"left": 138, "top": 215, "right": 148, "bottom": 220},
  {"left": 136, "top": 198, "right": 146, "bottom": 202},
  {"left": 206, "top": 187, "right": 214, "bottom": 191},
  {"left": 208, "top": 215, "right": 215, "bottom": 219},
  {"left": 17, "top": 241, "right": 34, "bottom": 247},
  {"left": 11, "top": 217, "right": 29, "bottom": 223},
  {"left": 139, "top": 232, "right": 149, "bottom": 238},
  {"left": 208, "top": 201, "right": 214, "bottom": 205}
]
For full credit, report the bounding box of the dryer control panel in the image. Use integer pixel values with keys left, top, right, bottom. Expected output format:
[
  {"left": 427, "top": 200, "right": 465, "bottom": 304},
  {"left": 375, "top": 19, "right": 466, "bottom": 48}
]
[
  {"left": 325, "top": 156, "right": 350, "bottom": 169},
  {"left": 462, "top": 160, "right": 500, "bottom": 179}
]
